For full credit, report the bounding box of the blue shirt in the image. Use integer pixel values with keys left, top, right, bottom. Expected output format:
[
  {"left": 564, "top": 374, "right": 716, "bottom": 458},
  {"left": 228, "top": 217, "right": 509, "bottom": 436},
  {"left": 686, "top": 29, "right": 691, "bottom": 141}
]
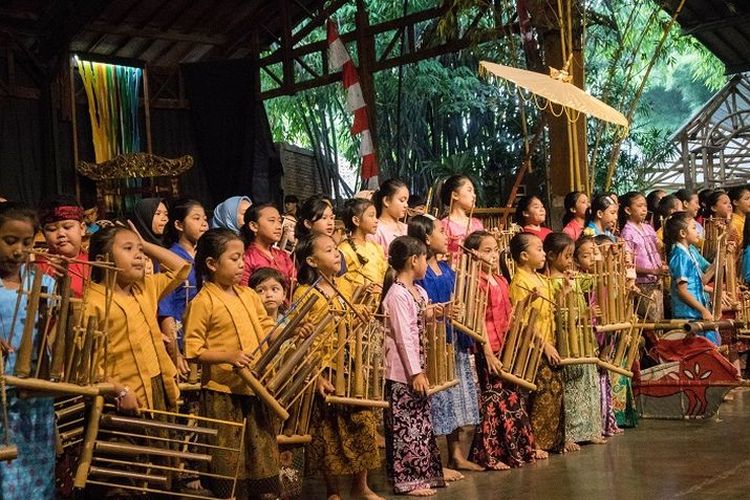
[
  {"left": 743, "top": 246, "right": 750, "bottom": 283},
  {"left": 416, "top": 260, "right": 473, "bottom": 351},
  {"left": 158, "top": 243, "right": 197, "bottom": 347},
  {"left": 585, "top": 221, "right": 616, "bottom": 242},
  {"left": 669, "top": 243, "right": 710, "bottom": 320}
]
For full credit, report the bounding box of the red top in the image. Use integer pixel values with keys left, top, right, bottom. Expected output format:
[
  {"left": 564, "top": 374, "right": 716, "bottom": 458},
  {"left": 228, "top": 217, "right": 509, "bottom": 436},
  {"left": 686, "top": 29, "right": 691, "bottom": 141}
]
[
  {"left": 481, "top": 273, "right": 512, "bottom": 353},
  {"left": 240, "top": 243, "right": 296, "bottom": 287},
  {"left": 523, "top": 225, "right": 552, "bottom": 242},
  {"left": 37, "top": 250, "right": 89, "bottom": 298},
  {"left": 562, "top": 219, "right": 584, "bottom": 241}
]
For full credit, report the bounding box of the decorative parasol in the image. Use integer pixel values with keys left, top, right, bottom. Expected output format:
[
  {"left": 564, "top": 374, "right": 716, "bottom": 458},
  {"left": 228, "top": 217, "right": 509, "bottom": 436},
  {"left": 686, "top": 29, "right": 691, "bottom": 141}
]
[{"left": 479, "top": 60, "right": 629, "bottom": 129}]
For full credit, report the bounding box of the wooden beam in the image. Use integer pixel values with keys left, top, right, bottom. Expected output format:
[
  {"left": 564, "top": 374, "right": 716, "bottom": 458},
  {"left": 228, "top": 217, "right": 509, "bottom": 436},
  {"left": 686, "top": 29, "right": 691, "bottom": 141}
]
[
  {"left": 83, "top": 22, "right": 226, "bottom": 45},
  {"left": 682, "top": 14, "right": 750, "bottom": 35}
]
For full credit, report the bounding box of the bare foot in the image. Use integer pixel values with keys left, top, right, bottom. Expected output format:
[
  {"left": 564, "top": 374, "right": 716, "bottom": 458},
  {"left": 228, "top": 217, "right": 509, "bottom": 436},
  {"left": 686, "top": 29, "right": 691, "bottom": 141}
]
[
  {"left": 563, "top": 441, "right": 581, "bottom": 453},
  {"left": 406, "top": 489, "right": 437, "bottom": 497},
  {"left": 447, "top": 456, "right": 484, "bottom": 472},
  {"left": 350, "top": 486, "right": 385, "bottom": 500},
  {"left": 487, "top": 461, "right": 511, "bottom": 471},
  {"left": 327, "top": 495, "right": 342, "bottom": 500},
  {"left": 442, "top": 467, "right": 464, "bottom": 482},
  {"left": 588, "top": 436, "right": 608, "bottom": 445},
  {"left": 377, "top": 433, "right": 386, "bottom": 448},
  {"left": 534, "top": 449, "right": 549, "bottom": 460}
]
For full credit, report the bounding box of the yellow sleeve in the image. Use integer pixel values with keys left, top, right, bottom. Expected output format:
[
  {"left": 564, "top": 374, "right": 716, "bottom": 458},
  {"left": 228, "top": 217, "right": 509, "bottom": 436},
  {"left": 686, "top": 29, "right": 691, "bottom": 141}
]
[
  {"left": 183, "top": 292, "right": 212, "bottom": 360},
  {"left": 151, "top": 263, "right": 192, "bottom": 301}
]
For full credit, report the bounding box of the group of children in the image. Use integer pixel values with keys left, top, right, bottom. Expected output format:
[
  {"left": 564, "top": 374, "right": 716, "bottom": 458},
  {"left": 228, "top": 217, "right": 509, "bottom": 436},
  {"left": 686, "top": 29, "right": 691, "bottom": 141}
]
[{"left": 0, "top": 178, "right": 746, "bottom": 499}]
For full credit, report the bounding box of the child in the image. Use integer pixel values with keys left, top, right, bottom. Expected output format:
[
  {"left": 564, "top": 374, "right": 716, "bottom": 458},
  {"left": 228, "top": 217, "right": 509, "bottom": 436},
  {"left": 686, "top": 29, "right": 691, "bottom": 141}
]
[
  {"left": 86, "top": 224, "right": 190, "bottom": 413},
  {"left": 373, "top": 179, "right": 409, "bottom": 255},
  {"left": 248, "top": 267, "right": 289, "bottom": 321},
  {"left": 516, "top": 195, "right": 552, "bottom": 242},
  {"left": 132, "top": 197, "right": 169, "bottom": 246},
  {"left": 619, "top": 191, "right": 666, "bottom": 320},
  {"left": 464, "top": 230, "right": 538, "bottom": 469},
  {"left": 664, "top": 212, "right": 721, "bottom": 345},
  {"left": 439, "top": 175, "right": 482, "bottom": 257},
  {"left": 729, "top": 185, "right": 750, "bottom": 246},
  {"left": 295, "top": 194, "right": 336, "bottom": 241},
  {"left": 184, "top": 228, "right": 281, "bottom": 498},
  {"left": 674, "top": 188, "right": 704, "bottom": 239},
  {"left": 158, "top": 198, "right": 209, "bottom": 374},
  {"left": 408, "top": 215, "right": 480, "bottom": 475},
  {"left": 702, "top": 190, "right": 732, "bottom": 223},
  {"left": 381, "top": 236, "right": 445, "bottom": 496},
  {"left": 545, "top": 232, "right": 604, "bottom": 449},
  {"left": 562, "top": 191, "right": 589, "bottom": 241},
  {"left": 37, "top": 195, "right": 90, "bottom": 297},
  {"left": 508, "top": 233, "right": 564, "bottom": 454},
  {"left": 293, "top": 234, "right": 382, "bottom": 500},
  {"left": 339, "top": 198, "right": 388, "bottom": 288},
  {"left": 655, "top": 195, "right": 682, "bottom": 245},
  {"left": 0, "top": 203, "right": 57, "bottom": 499},
  {"left": 210, "top": 195, "right": 252, "bottom": 234},
  {"left": 585, "top": 194, "right": 618, "bottom": 242},
  {"left": 646, "top": 189, "right": 666, "bottom": 229},
  {"left": 240, "top": 203, "right": 296, "bottom": 286}
]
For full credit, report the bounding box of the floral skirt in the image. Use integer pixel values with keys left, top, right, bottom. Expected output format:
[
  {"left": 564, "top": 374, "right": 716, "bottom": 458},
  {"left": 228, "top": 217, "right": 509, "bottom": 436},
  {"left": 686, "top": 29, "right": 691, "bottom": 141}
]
[
  {"left": 384, "top": 380, "right": 445, "bottom": 494},
  {"left": 431, "top": 349, "right": 480, "bottom": 435},
  {"left": 563, "top": 364, "right": 602, "bottom": 442},
  {"left": 611, "top": 373, "right": 638, "bottom": 428},
  {"left": 528, "top": 358, "right": 565, "bottom": 452},
  {"left": 599, "top": 369, "right": 620, "bottom": 436},
  {"left": 468, "top": 350, "right": 536, "bottom": 468}
]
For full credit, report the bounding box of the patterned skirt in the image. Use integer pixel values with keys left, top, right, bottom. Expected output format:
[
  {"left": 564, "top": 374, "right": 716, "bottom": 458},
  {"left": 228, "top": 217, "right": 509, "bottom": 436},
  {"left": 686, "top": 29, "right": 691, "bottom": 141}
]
[
  {"left": 431, "top": 349, "right": 480, "bottom": 435},
  {"left": 305, "top": 398, "right": 380, "bottom": 476},
  {"left": 201, "top": 390, "right": 280, "bottom": 498},
  {"left": 528, "top": 358, "right": 565, "bottom": 452},
  {"left": 468, "top": 351, "right": 536, "bottom": 468},
  {"left": 611, "top": 373, "right": 638, "bottom": 428},
  {"left": 384, "top": 380, "right": 445, "bottom": 494},
  {"left": 563, "top": 364, "right": 603, "bottom": 443},
  {"left": 599, "top": 368, "right": 620, "bottom": 436},
  {"left": 0, "top": 392, "right": 55, "bottom": 500}
]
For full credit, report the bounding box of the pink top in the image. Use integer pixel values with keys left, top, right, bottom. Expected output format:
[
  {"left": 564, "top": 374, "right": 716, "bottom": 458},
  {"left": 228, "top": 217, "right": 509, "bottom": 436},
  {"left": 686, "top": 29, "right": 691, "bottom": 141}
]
[
  {"left": 562, "top": 219, "right": 584, "bottom": 241},
  {"left": 620, "top": 221, "right": 662, "bottom": 284},
  {"left": 482, "top": 273, "right": 512, "bottom": 353},
  {"left": 523, "top": 225, "right": 552, "bottom": 242},
  {"left": 240, "top": 243, "right": 296, "bottom": 286},
  {"left": 442, "top": 216, "right": 484, "bottom": 256},
  {"left": 373, "top": 221, "right": 407, "bottom": 257},
  {"left": 383, "top": 281, "right": 428, "bottom": 384}
]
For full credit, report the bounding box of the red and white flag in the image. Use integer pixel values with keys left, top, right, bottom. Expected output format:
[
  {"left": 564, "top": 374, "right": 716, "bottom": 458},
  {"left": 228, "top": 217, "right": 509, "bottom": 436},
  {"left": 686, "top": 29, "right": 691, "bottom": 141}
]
[{"left": 327, "top": 19, "right": 379, "bottom": 188}]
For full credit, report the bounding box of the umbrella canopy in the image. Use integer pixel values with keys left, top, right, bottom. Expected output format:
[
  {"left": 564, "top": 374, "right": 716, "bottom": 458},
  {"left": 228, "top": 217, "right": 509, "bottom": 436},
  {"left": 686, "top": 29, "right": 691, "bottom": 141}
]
[{"left": 479, "top": 61, "right": 629, "bottom": 129}]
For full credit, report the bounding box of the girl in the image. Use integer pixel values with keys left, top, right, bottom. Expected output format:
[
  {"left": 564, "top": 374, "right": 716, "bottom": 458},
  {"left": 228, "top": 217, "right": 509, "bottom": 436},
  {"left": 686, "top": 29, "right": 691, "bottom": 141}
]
[
  {"left": 575, "top": 237, "right": 621, "bottom": 437},
  {"left": 184, "top": 229, "right": 281, "bottom": 498},
  {"left": 664, "top": 212, "right": 720, "bottom": 345},
  {"left": 516, "top": 195, "right": 552, "bottom": 242},
  {"left": 562, "top": 191, "right": 589, "bottom": 241},
  {"left": 292, "top": 233, "right": 382, "bottom": 500},
  {"left": 619, "top": 192, "right": 665, "bottom": 320},
  {"left": 646, "top": 189, "right": 666, "bottom": 229},
  {"left": 439, "top": 175, "right": 482, "bottom": 257},
  {"left": 465, "top": 230, "right": 539, "bottom": 469},
  {"left": 210, "top": 195, "right": 252, "bottom": 234},
  {"left": 702, "top": 190, "right": 732, "bottom": 222},
  {"left": 729, "top": 185, "right": 750, "bottom": 246},
  {"left": 674, "top": 188, "right": 704, "bottom": 239},
  {"left": 373, "top": 179, "right": 409, "bottom": 255},
  {"left": 86, "top": 224, "right": 190, "bottom": 414},
  {"left": 295, "top": 194, "right": 336, "bottom": 241},
  {"left": 408, "top": 216, "right": 480, "bottom": 475},
  {"left": 339, "top": 198, "right": 388, "bottom": 288},
  {"left": 0, "top": 203, "right": 57, "bottom": 499},
  {"left": 545, "top": 232, "right": 604, "bottom": 449},
  {"left": 240, "top": 203, "right": 296, "bottom": 286},
  {"left": 132, "top": 197, "right": 169, "bottom": 274},
  {"left": 508, "top": 233, "right": 565, "bottom": 454},
  {"left": 655, "top": 195, "right": 682, "bottom": 244},
  {"left": 248, "top": 267, "right": 288, "bottom": 321},
  {"left": 585, "top": 194, "right": 618, "bottom": 242},
  {"left": 382, "top": 236, "right": 445, "bottom": 496},
  {"left": 159, "top": 198, "right": 209, "bottom": 374}
]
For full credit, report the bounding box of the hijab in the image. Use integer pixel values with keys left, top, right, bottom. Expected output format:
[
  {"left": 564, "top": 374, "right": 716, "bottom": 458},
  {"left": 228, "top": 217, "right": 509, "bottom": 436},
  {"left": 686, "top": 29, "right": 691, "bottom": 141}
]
[
  {"left": 210, "top": 196, "right": 252, "bottom": 234},
  {"left": 132, "top": 197, "right": 165, "bottom": 246}
]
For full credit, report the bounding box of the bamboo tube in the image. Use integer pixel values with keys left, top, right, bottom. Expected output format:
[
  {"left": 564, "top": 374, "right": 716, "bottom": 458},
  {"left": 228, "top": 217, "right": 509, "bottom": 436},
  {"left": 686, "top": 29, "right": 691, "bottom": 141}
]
[
  {"left": 95, "top": 441, "right": 212, "bottom": 462},
  {"left": 77, "top": 316, "right": 97, "bottom": 385},
  {"left": 612, "top": 330, "right": 629, "bottom": 367},
  {"left": 446, "top": 339, "right": 455, "bottom": 381},
  {"left": 501, "top": 303, "right": 525, "bottom": 367},
  {"left": 594, "top": 322, "right": 633, "bottom": 333},
  {"left": 267, "top": 315, "right": 332, "bottom": 393},
  {"left": 334, "top": 321, "right": 347, "bottom": 397},
  {"left": 236, "top": 368, "right": 289, "bottom": 421},
  {"left": 74, "top": 395, "right": 104, "bottom": 488},
  {"left": 279, "top": 354, "right": 321, "bottom": 406},
  {"left": 513, "top": 309, "right": 537, "bottom": 377},
  {"left": 50, "top": 276, "right": 72, "bottom": 381},
  {"left": 89, "top": 466, "right": 168, "bottom": 486},
  {"left": 5, "top": 377, "right": 115, "bottom": 397},
  {"left": 353, "top": 322, "right": 364, "bottom": 398},
  {"left": 436, "top": 322, "right": 446, "bottom": 385},
  {"left": 14, "top": 270, "right": 44, "bottom": 377},
  {"left": 683, "top": 320, "right": 741, "bottom": 334},
  {"left": 465, "top": 260, "right": 478, "bottom": 329},
  {"left": 0, "top": 445, "right": 18, "bottom": 461},
  {"left": 101, "top": 414, "right": 218, "bottom": 436}
]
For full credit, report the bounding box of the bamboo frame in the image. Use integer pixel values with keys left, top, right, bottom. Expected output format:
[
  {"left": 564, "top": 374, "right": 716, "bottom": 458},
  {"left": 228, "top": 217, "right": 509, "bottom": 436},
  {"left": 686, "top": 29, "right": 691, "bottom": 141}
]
[
  {"left": 554, "top": 279, "right": 599, "bottom": 366},
  {"left": 422, "top": 306, "right": 458, "bottom": 396},
  {"left": 450, "top": 250, "right": 489, "bottom": 344},
  {"left": 496, "top": 296, "right": 546, "bottom": 391}
]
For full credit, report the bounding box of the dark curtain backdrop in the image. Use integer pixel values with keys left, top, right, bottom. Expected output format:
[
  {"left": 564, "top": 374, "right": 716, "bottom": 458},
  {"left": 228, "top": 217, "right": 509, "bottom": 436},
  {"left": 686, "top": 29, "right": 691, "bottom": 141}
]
[
  {"left": 182, "top": 58, "right": 282, "bottom": 208},
  {"left": 0, "top": 97, "right": 46, "bottom": 204}
]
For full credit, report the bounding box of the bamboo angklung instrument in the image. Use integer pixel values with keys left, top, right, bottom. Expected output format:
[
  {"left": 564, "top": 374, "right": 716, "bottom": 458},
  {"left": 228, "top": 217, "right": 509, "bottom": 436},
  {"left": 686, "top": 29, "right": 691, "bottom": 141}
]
[
  {"left": 591, "top": 243, "right": 643, "bottom": 377},
  {"left": 423, "top": 304, "right": 458, "bottom": 396},
  {"left": 450, "top": 249, "right": 489, "bottom": 344},
  {"left": 0, "top": 353, "right": 18, "bottom": 462},
  {"left": 712, "top": 229, "right": 727, "bottom": 320},
  {"left": 73, "top": 402, "right": 244, "bottom": 498},
  {"left": 497, "top": 295, "right": 545, "bottom": 391},
  {"left": 554, "top": 277, "right": 598, "bottom": 366}
]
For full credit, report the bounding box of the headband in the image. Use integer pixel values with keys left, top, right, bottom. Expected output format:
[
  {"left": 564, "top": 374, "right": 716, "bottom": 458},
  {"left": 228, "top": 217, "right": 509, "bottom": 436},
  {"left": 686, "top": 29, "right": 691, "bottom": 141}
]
[{"left": 40, "top": 206, "right": 84, "bottom": 225}]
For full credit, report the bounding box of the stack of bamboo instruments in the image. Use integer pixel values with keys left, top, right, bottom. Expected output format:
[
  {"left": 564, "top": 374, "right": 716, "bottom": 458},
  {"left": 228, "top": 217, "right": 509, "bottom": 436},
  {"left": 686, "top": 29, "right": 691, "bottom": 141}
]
[
  {"left": 424, "top": 306, "right": 458, "bottom": 395},
  {"left": 490, "top": 226, "right": 519, "bottom": 279},
  {"left": 701, "top": 217, "right": 724, "bottom": 262},
  {"left": 736, "top": 290, "right": 750, "bottom": 340},
  {"left": 74, "top": 398, "right": 243, "bottom": 497},
  {"left": 497, "top": 295, "right": 546, "bottom": 391},
  {"left": 451, "top": 251, "right": 489, "bottom": 344},
  {"left": 592, "top": 243, "right": 642, "bottom": 377},
  {"left": 554, "top": 279, "right": 598, "bottom": 366}
]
